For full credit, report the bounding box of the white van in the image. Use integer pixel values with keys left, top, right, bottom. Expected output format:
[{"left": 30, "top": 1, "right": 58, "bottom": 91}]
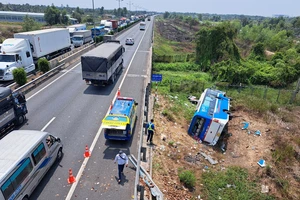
[{"left": 0, "top": 130, "right": 63, "bottom": 200}]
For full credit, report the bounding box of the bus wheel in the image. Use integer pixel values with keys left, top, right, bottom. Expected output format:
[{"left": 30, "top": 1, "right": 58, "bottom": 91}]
[
  {"left": 17, "top": 115, "right": 25, "bottom": 125},
  {"left": 22, "top": 196, "right": 29, "bottom": 200},
  {"left": 56, "top": 148, "right": 63, "bottom": 161}
]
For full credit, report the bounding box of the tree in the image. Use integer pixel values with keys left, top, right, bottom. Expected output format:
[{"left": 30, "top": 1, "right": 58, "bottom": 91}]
[
  {"left": 99, "top": 6, "right": 104, "bottom": 16},
  {"left": 163, "top": 11, "right": 170, "bottom": 19},
  {"left": 22, "top": 15, "right": 41, "bottom": 31},
  {"left": 197, "top": 14, "right": 202, "bottom": 21},
  {"left": 251, "top": 42, "right": 265, "bottom": 60},
  {"left": 61, "top": 10, "right": 69, "bottom": 25},
  {"left": 44, "top": 4, "right": 61, "bottom": 25},
  {"left": 72, "top": 11, "right": 82, "bottom": 23},
  {"left": 12, "top": 68, "right": 27, "bottom": 86}
]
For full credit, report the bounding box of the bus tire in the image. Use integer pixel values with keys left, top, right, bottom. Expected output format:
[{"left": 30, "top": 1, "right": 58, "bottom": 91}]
[
  {"left": 16, "top": 115, "right": 25, "bottom": 126},
  {"left": 56, "top": 148, "right": 63, "bottom": 161},
  {"left": 22, "top": 196, "right": 29, "bottom": 200}
]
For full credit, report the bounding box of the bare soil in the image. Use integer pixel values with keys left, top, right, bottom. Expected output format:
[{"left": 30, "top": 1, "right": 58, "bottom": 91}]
[{"left": 149, "top": 94, "right": 300, "bottom": 200}]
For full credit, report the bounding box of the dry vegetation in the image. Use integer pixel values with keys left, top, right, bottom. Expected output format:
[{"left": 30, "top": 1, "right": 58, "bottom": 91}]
[{"left": 150, "top": 94, "right": 300, "bottom": 200}]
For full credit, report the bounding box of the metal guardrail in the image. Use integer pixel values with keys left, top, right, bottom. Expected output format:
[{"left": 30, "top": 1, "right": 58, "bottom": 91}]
[{"left": 13, "top": 63, "right": 65, "bottom": 94}]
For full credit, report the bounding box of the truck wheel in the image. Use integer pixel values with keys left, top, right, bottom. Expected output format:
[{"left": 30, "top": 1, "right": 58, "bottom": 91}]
[{"left": 16, "top": 115, "right": 25, "bottom": 125}]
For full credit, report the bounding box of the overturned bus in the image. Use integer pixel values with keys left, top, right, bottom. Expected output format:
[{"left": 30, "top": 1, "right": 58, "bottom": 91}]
[{"left": 188, "top": 88, "right": 232, "bottom": 146}]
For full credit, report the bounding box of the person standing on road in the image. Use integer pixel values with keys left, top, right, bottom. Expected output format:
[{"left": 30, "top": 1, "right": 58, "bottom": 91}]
[
  {"left": 146, "top": 119, "right": 155, "bottom": 144},
  {"left": 114, "top": 150, "right": 128, "bottom": 183}
]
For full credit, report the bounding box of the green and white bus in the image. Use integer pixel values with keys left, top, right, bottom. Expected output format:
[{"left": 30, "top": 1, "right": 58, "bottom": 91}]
[{"left": 0, "top": 130, "right": 63, "bottom": 200}]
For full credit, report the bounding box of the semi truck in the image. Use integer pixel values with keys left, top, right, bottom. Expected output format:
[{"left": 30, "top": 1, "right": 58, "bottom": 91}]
[
  {"left": 0, "top": 87, "right": 27, "bottom": 136},
  {"left": 14, "top": 28, "right": 71, "bottom": 62},
  {"left": 110, "top": 20, "right": 119, "bottom": 30},
  {"left": 72, "top": 30, "right": 93, "bottom": 47},
  {"left": 81, "top": 40, "right": 125, "bottom": 86},
  {"left": 67, "top": 24, "right": 87, "bottom": 41},
  {"left": 0, "top": 38, "right": 35, "bottom": 81}
]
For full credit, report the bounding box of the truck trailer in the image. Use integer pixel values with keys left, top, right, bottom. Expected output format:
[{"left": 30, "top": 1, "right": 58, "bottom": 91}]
[
  {"left": 0, "top": 87, "right": 27, "bottom": 136},
  {"left": 72, "top": 30, "right": 93, "bottom": 47},
  {"left": 81, "top": 40, "right": 125, "bottom": 86},
  {"left": 14, "top": 28, "right": 71, "bottom": 62},
  {"left": 0, "top": 38, "right": 35, "bottom": 81}
]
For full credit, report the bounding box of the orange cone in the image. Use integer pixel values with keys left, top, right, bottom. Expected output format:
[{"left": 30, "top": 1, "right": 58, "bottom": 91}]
[
  {"left": 67, "top": 168, "right": 76, "bottom": 184},
  {"left": 117, "top": 88, "right": 121, "bottom": 97},
  {"left": 84, "top": 145, "right": 91, "bottom": 158}
]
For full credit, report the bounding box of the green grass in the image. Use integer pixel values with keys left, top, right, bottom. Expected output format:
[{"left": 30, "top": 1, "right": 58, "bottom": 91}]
[
  {"left": 201, "top": 167, "right": 275, "bottom": 200},
  {"left": 178, "top": 168, "right": 196, "bottom": 188}
]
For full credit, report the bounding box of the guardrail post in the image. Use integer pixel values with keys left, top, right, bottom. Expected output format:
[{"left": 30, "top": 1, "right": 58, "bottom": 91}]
[
  {"left": 141, "top": 147, "right": 146, "bottom": 162},
  {"left": 137, "top": 185, "right": 145, "bottom": 200}
]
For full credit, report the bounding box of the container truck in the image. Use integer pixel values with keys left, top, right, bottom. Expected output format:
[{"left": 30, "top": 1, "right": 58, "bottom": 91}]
[
  {"left": 0, "top": 87, "right": 27, "bottom": 136},
  {"left": 14, "top": 28, "right": 71, "bottom": 62},
  {"left": 100, "top": 20, "right": 108, "bottom": 27},
  {"left": 67, "top": 24, "right": 87, "bottom": 41},
  {"left": 0, "top": 38, "right": 35, "bottom": 81},
  {"left": 110, "top": 20, "right": 118, "bottom": 30},
  {"left": 104, "top": 21, "right": 113, "bottom": 32},
  {"left": 72, "top": 30, "right": 93, "bottom": 47},
  {"left": 81, "top": 40, "right": 125, "bottom": 86}
]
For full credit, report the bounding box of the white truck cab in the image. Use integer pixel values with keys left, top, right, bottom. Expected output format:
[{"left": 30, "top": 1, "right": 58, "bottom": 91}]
[{"left": 0, "top": 38, "right": 35, "bottom": 81}]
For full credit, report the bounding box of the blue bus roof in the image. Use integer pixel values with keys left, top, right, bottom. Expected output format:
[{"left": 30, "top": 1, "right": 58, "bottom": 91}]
[
  {"left": 195, "top": 89, "right": 229, "bottom": 121},
  {"left": 91, "top": 26, "right": 105, "bottom": 30},
  {"left": 110, "top": 97, "right": 135, "bottom": 117}
]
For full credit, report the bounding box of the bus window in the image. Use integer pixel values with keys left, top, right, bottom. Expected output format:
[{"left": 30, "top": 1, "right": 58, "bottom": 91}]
[
  {"left": 1, "top": 158, "right": 33, "bottom": 199},
  {"left": 192, "top": 118, "right": 205, "bottom": 137},
  {"left": 32, "top": 143, "right": 46, "bottom": 165}
]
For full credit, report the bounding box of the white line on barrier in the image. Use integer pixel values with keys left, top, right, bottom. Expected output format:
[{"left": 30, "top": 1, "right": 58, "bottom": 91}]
[
  {"left": 65, "top": 24, "right": 149, "bottom": 200},
  {"left": 27, "top": 63, "right": 80, "bottom": 101},
  {"left": 41, "top": 117, "right": 56, "bottom": 131}
]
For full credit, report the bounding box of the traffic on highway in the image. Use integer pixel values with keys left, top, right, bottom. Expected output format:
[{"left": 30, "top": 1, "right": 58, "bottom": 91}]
[{"left": 0, "top": 16, "right": 153, "bottom": 200}]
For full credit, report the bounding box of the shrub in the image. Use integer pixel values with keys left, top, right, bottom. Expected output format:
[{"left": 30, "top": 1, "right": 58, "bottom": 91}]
[
  {"left": 38, "top": 58, "right": 50, "bottom": 73},
  {"left": 95, "top": 36, "right": 103, "bottom": 43},
  {"left": 178, "top": 169, "right": 196, "bottom": 188},
  {"left": 12, "top": 68, "right": 27, "bottom": 86}
]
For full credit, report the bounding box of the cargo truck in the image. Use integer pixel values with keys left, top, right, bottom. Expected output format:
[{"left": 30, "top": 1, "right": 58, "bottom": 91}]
[
  {"left": 14, "top": 28, "right": 71, "bottom": 62},
  {"left": 110, "top": 20, "right": 119, "bottom": 30},
  {"left": 67, "top": 24, "right": 87, "bottom": 42},
  {"left": 81, "top": 40, "right": 125, "bottom": 86},
  {"left": 0, "top": 87, "right": 27, "bottom": 136},
  {"left": 0, "top": 38, "right": 35, "bottom": 81},
  {"left": 72, "top": 30, "right": 93, "bottom": 47}
]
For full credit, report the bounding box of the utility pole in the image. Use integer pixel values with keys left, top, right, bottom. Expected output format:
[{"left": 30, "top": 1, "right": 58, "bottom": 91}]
[{"left": 92, "top": 0, "right": 95, "bottom": 41}]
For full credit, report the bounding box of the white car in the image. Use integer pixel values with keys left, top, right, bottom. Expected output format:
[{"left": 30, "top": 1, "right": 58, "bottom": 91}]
[{"left": 125, "top": 38, "right": 134, "bottom": 45}]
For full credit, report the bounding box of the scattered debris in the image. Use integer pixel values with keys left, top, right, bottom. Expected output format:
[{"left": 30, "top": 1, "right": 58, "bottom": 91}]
[
  {"left": 242, "top": 122, "right": 250, "bottom": 130},
  {"left": 200, "top": 152, "right": 218, "bottom": 165},
  {"left": 261, "top": 185, "right": 269, "bottom": 193},
  {"left": 257, "top": 159, "right": 266, "bottom": 167},
  {"left": 187, "top": 95, "right": 198, "bottom": 104}
]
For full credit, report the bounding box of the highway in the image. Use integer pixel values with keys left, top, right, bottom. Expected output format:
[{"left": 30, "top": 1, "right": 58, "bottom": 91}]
[{"left": 17, "top": 19, "right": 153, "bottom": 200}]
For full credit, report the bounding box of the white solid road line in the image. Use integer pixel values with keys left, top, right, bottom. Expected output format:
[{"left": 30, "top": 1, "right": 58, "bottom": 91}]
[
  {"left": 65, "top": 26, "right": 149, "bottom": 200},
  {"left": 41, "top": 117, "right": 56, "bottom": 131},
  {"left": 27, "top": 63, "right": 81, "bottom": 101}
]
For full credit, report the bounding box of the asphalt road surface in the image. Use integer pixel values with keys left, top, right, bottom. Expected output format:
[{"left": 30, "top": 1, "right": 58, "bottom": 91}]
[{"left": 18, "top": 19, "right": 154, "bottom": 200}]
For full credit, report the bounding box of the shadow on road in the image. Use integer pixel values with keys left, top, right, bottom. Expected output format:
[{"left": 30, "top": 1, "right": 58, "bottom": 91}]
[{"left": 30, "top": 156, "right": 64, "bottom": 199}]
